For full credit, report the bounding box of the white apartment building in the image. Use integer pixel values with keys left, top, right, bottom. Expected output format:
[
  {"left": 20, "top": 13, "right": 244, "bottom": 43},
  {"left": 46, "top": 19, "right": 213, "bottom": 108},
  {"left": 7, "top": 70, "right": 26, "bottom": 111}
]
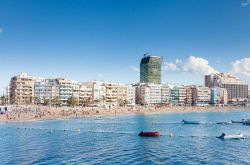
[
  {"left": 34, "top": 78, "right": 60, "bottom": 104},
  {"left": 127, "top": 85, "right": 136, "bottom": 105},
  {"left": 58, "top": 79, "right": 79, "bottom": 105},
  {"left": 136, "top": 83, "right": 170, "bottom": 105}
]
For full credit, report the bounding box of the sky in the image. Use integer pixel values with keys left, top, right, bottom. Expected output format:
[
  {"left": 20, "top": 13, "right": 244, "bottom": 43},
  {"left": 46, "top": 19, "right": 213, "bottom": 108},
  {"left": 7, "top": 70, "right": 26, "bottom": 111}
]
[{"left": 0, "top": 0, "right": 250, "bottom": 93}]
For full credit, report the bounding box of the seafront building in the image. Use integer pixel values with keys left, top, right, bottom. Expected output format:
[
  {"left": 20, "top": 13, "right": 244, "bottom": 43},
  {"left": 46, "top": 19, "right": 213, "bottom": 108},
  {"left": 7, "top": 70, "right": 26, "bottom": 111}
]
[
  {"left": 210, "top": 88, "right": 217, "bottom": 105},
  {"left": 205, "top": 73, "right": 248, "bottom": 102},
  {"left": 82, "top": 81, "right": 136, "bottom": 106},
  {"left": 7, "top": 71, "right": 249, "bottom": 107},
  {"left": 127, "top": 85, "right": 136, "bottom": 105},
  {"left": 216, "top": 87, "right": 228, "bottom": 105},
  {"left": 104, "top": 81, "right": 118, "bottom": 105},
  {"left": 192, "top": 86, "right": 211, "bottom": 106},
  {"left": 9, "top": 73, "right": 35, "bottom": 105},
  {"left": 185, "top": 86, "right": 193, "bottom": 106},
  {"left": 170, "top": 85, "right": 193, "bottom": 106},
  {"left": 140, "top": 54, "right": 162, "bottom": 84},
  {"left": 79, "top": 84, "right": 93, "bottom": 106},
  {"left": 136, "top": 83, "right": 170, "bottom": 105},
  {"left": 34, "top": 78, "right": 60, "bottom": 104},
  {"left": 58, "top": 79, "right": 80, "bottom": 106}
]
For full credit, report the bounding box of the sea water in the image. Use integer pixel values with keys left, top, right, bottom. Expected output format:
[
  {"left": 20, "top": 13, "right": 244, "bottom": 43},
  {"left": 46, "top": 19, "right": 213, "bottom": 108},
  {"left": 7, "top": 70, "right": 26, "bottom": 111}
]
[{"left": 1, "top": 110, "right": 250, "bottom": 164}]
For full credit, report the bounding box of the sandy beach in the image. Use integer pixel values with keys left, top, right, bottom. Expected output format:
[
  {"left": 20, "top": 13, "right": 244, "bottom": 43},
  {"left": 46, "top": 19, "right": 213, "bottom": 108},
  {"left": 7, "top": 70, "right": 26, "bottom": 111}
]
[{"left": 0, "top": 105, "right": 250, "bottom": 123}]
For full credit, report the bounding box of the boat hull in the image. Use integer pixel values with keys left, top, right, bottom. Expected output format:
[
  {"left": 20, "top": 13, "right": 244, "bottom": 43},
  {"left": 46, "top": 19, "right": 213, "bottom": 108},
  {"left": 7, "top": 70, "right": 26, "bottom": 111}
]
[
  {"left": 182, "top": 120, "right": 200, "bottom": 124},
  {"left": 217, "top": 134, "right": 244, "bottom": 140},
  {"left": 139, "top": 132, "right": 161, "bottom": 137},
  {"left": 216, "top": 122, "right": 232, "bottom": 124},
  {"left": 231, "top": 120, "right": 244, "bottom": 123}
]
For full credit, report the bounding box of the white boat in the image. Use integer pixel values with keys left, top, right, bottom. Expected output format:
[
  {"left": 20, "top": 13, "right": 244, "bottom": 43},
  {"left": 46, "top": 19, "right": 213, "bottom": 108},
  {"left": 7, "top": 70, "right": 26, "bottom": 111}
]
[
  {"left": 217, "top": 133, "right": 244, "bottom": 140},
  {"left": 216, "top": 121, "right": 232, "bottom": 125}
]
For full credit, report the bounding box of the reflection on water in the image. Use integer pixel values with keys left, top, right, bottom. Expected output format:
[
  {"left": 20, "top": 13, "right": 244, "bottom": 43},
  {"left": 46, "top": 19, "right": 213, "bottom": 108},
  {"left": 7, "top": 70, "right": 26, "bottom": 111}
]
[{"left": 0, "top": 110, "right": 250, "bottom": 164}]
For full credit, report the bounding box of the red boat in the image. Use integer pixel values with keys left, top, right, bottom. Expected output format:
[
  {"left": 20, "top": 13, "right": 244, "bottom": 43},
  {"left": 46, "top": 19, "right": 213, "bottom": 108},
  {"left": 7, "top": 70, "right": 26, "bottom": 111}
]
[{"left": 138, "top": 131, "right": 161, "bottom": 137}]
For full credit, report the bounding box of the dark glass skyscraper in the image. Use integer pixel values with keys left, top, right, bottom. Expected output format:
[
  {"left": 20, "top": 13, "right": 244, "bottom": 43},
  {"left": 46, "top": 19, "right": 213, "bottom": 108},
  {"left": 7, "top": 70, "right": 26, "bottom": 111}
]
[{"left": 140, "top": 55, "right": 161, "bottom": 84}]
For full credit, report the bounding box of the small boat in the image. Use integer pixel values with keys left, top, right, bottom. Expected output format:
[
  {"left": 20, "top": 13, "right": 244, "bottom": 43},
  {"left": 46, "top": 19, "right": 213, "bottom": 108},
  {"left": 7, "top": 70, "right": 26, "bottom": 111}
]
[
  {"left": 216, "top": 121, "right": 232, "bottom": 125},
  {"left": 182, "top": 120, "right": 200, "bottom": 124},
  {"left": 231, "top": 120, "right": 244, "bottom": 123},
  {"left": 138, "top": 131, "right": 161, "bottom": 137},
  {"left": 217, "top": 133, "right": 244, "bottom": 140}
]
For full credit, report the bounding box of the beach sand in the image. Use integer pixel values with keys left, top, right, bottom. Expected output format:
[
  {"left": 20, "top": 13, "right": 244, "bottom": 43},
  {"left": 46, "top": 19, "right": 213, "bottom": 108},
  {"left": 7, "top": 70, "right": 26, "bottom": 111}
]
[{"left": 0, "top": 105, "right": 249, "bottom": 122}]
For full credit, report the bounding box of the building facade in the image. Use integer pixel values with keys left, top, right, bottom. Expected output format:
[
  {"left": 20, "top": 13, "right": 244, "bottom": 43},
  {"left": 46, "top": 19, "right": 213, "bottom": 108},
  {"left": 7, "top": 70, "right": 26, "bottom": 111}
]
[
  {"left": 34, "top": 78, "right": 60, "bottom": 104},
  {"left": 205, "top": 73, "right": 248, "bottom": 102},
  {"left": 216, "top": 87, "right": 228, "bottom": 105},
  {"left": 127, "top": 85, "right": 136, "bottom": 105},
  {"left": 210, "top": 88, "right": 217, "bottom": 105},
  {"left": 140, "top": 55, "right": 161, "bottom": 84},
  {"left": 9, "top": 73, "right": 35, "bottom": 105},
  {"left": 58, "top": 79, "right": 79, "bottom": 105},
  {"left": 136, "top": 83, "right": 170, "bottom": 105},
  {"left": 192, "top": 86, "right": 211, "bottom": 106},
  {"left": 170, "top": 85, "right": 193, "bottom": 106}
]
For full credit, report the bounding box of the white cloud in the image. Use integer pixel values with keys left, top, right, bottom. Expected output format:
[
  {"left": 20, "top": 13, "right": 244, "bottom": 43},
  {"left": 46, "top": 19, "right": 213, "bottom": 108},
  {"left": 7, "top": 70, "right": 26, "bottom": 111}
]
[
  {"left": 162, "top": 62, "right": 179, "bottom": 72},
  {"left": 231, "top": 58, "right": 250, "bottom": 77},
  {"left": 242, "top": 0, "right": 250, "bottom": 6},
  {"left": 163, "top": 56, "right": 219, "bottom": 76},
  {"left": 0, "top": 28, "right": 3, "bottom": 33},
  {"left": 130, "top": 66, "right": 140, "bottom": 72},
  {"left": 182, "top": 56, "right": 219, "bottom": 75}
]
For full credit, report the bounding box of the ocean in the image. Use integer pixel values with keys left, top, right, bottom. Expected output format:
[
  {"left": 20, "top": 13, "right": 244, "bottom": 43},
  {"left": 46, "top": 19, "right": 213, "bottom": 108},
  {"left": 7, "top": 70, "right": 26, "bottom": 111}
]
[{"left": 1, "top": 110, "right": 250, "bottom": 164}]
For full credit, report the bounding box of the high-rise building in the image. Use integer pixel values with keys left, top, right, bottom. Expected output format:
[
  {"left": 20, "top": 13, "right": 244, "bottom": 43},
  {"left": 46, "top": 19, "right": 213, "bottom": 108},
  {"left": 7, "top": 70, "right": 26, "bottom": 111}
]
[
  {"left": 9, "top": 73, "right": 35, "bottom": 105},
  {"left": 140, "top": 54, "right": 161, "bottom": 84},
  {"left": 205, "top": 73, "right": 248, "bottom": 102}
]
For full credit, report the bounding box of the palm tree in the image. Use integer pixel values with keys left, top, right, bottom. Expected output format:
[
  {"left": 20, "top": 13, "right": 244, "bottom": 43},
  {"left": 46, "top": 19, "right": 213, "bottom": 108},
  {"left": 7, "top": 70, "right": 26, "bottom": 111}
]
[
  {"left": 43, "top": 99, "right": 50, "bottom": 106},
  {"left": 52, "top": 96, "right": 61, "bottom": 107},
  {"left": 67, "top": 96, "right": 78, "bottom": 107}
]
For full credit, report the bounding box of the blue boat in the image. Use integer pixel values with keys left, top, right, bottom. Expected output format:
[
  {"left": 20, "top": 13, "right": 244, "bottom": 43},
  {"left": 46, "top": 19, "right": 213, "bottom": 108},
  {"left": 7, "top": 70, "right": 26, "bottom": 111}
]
[{"left": 182, "top": 120, "right": 200, "bottom": 124}]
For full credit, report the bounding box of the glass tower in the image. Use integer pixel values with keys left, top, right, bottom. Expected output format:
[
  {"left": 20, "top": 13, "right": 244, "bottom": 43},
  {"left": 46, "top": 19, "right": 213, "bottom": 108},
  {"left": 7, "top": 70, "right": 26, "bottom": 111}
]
[{"left": 140, "top": 55, "right": 161, "bottom": 84}]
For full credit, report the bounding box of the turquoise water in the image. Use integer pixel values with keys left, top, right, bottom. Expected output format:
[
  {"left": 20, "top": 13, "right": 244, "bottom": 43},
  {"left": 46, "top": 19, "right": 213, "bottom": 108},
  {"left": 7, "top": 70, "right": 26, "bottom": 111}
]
[{"left": 1, "top": 110, "right": 250, "bottom": 164}]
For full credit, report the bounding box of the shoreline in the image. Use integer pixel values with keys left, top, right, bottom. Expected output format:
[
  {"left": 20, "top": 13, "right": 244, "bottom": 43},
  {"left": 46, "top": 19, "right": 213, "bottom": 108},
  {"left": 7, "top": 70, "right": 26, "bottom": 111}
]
[{"left": 0, "top": 105, "right": 250, "bottom": 123}]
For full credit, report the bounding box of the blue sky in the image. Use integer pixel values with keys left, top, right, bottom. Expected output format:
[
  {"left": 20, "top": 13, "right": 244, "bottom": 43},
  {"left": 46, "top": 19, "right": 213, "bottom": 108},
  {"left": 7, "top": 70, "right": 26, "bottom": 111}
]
[{"left": 0, "top": 0, "right": 250, "bottom": 93}]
